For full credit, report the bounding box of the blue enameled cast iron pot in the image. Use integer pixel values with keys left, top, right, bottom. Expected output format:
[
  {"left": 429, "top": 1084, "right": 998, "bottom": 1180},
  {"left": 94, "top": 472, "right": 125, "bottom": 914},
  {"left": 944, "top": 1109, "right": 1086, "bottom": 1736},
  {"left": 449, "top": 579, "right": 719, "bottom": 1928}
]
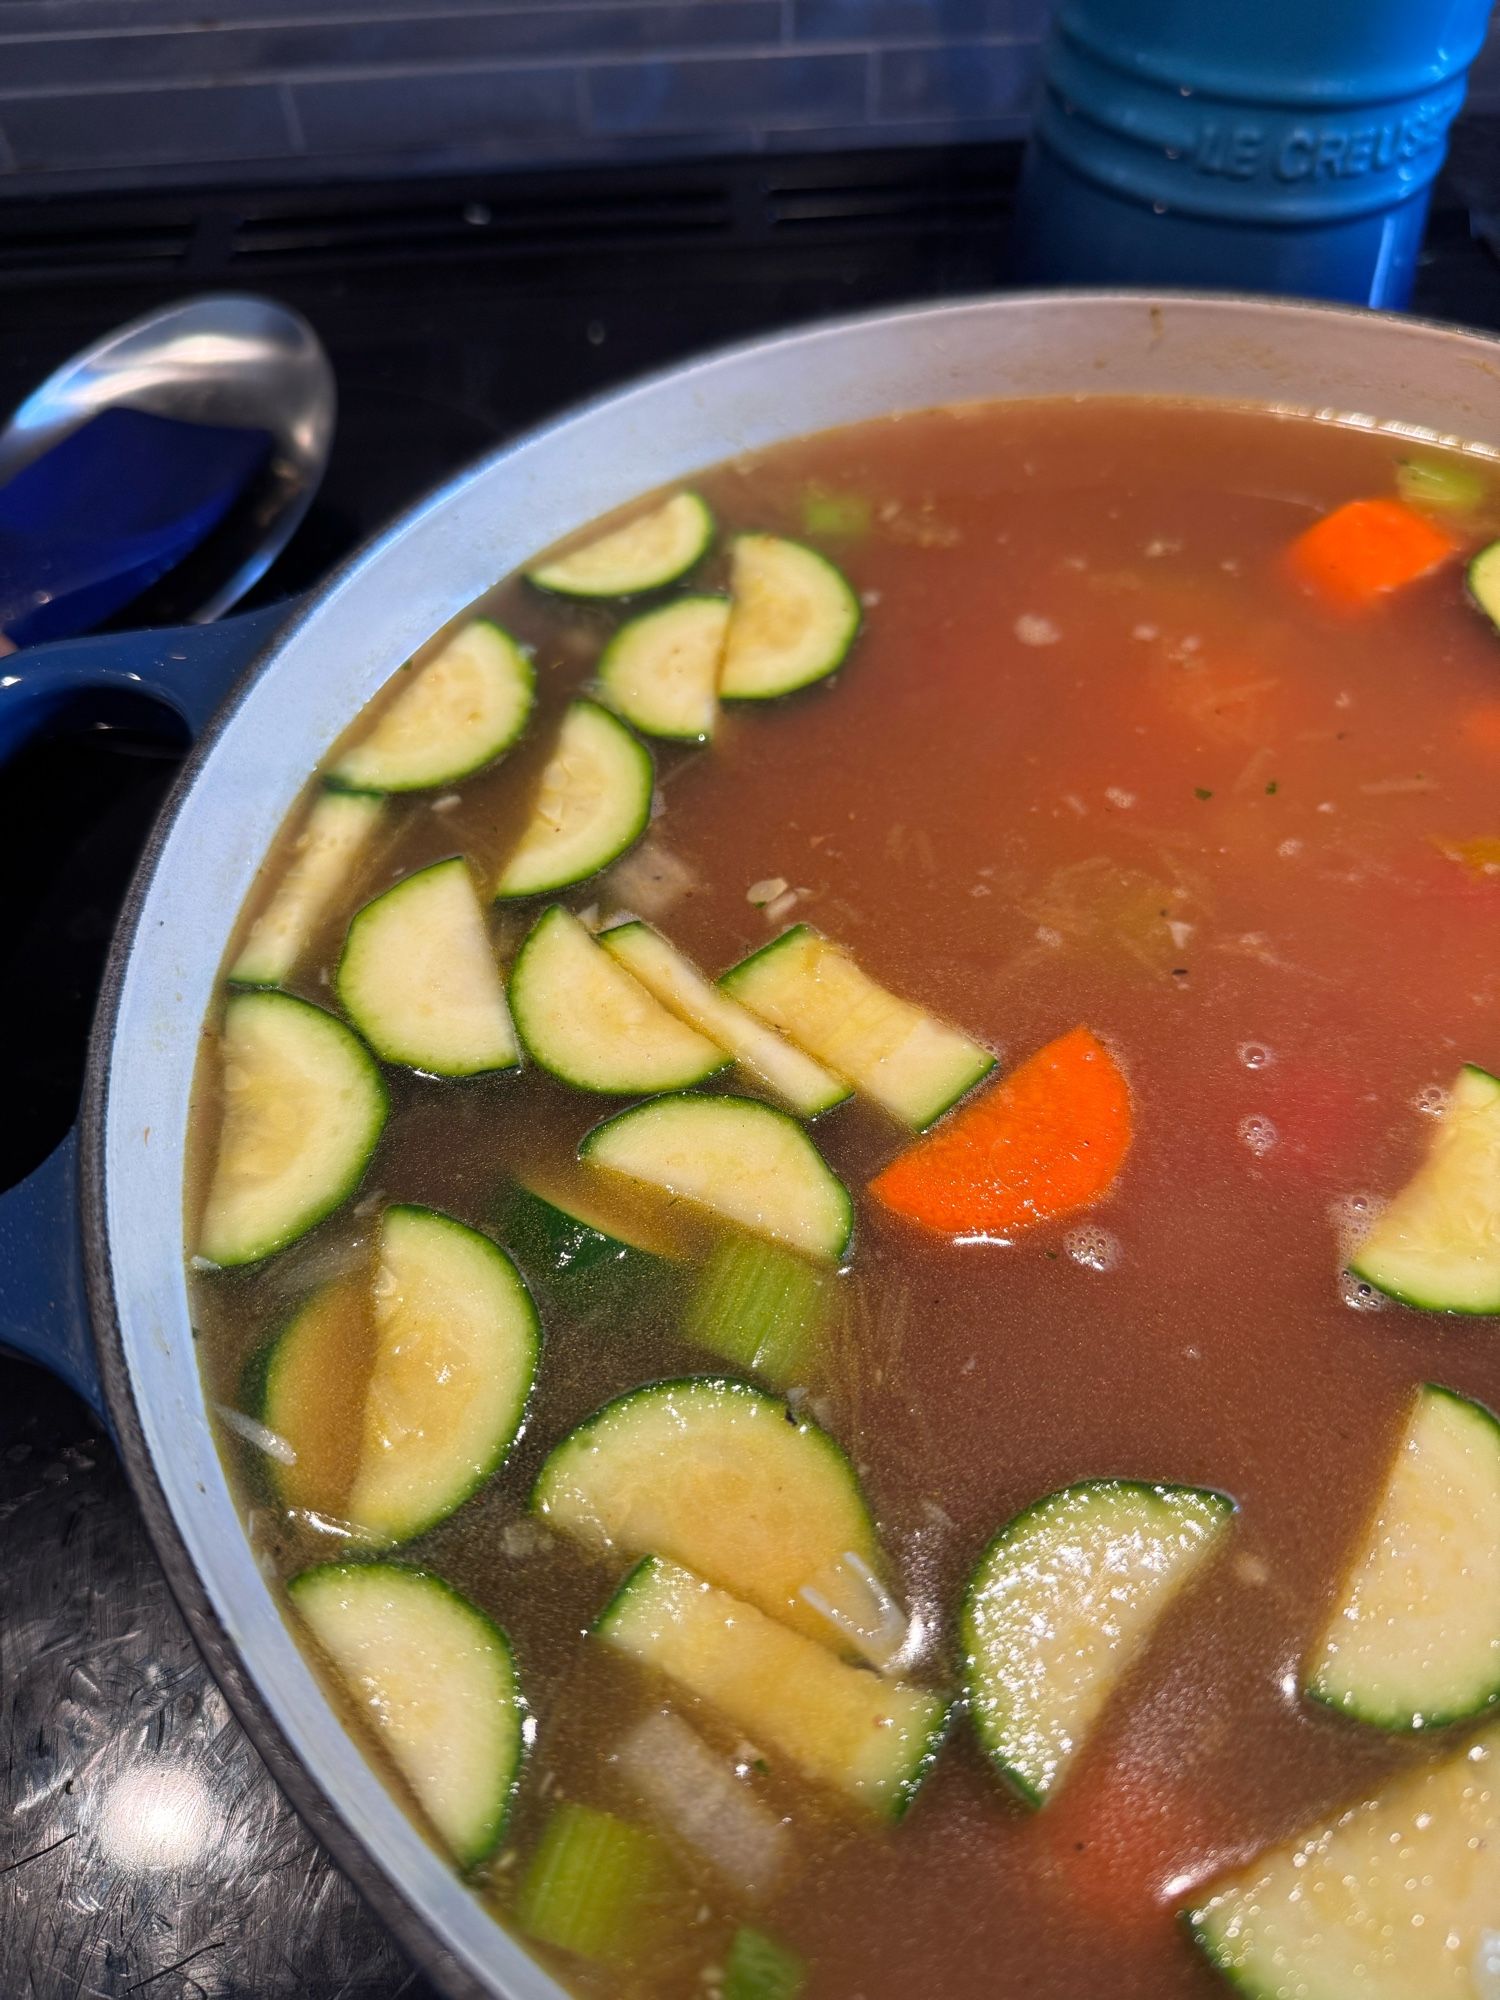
[{"left": 2, "top": 292, "right": 1498, "bottom": 1999}]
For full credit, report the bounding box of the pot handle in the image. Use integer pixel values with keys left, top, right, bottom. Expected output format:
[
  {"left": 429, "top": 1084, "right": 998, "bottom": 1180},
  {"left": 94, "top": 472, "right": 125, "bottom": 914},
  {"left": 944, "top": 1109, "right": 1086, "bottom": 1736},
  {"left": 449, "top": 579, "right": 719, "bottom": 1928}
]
[{"left": 0, "top": 606, "right": 290, "bottom": 1418}]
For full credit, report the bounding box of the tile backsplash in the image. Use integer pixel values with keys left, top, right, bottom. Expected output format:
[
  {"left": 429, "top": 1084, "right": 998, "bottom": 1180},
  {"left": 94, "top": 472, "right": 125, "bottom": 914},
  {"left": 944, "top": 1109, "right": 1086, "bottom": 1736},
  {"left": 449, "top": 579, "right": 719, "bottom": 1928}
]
[{"left": 0, "top": 0, "right": 1493, "bottom": 195}]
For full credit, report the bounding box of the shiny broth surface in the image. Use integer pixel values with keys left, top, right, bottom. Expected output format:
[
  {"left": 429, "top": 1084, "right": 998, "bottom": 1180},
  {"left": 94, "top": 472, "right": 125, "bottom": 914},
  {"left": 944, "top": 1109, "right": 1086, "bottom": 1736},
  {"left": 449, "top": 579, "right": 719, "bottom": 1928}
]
[{"left": 189, "top": 399, "right": 1500, "bottom": 1999}]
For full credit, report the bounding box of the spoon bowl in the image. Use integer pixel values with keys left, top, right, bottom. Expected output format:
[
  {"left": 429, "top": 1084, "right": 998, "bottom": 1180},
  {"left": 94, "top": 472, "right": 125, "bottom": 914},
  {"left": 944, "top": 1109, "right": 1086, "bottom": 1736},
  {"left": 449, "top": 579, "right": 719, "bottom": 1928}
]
[{"left": 0, "top": 293, "right": 335, "bottom": 623}]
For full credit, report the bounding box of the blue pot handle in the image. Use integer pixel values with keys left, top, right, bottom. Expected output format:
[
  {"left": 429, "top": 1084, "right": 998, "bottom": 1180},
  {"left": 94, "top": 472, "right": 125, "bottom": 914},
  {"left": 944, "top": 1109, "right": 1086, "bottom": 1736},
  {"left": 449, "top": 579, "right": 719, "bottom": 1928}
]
[{"left": 0, "top": 606, "right": 289, "bottom": 1417}]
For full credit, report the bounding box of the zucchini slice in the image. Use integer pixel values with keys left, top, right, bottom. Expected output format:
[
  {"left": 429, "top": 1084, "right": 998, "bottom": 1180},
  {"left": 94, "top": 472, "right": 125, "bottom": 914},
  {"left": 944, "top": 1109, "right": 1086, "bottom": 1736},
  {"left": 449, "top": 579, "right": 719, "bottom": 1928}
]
[
  {"left": 531, "top": 1376, "right": 880, "bottom": 1648},
  {"left": 721, "top": 926, "right": 993, "bottom": 1131},
  {"left": 1306, "top": 1383, "right": 1500, "bottom": 1731},
  {"left": 1349, "top": 1063, "right": 1500, "bottom": 1311},
  {"left": 597, "top": 1557, "right": 947, "bottom": 1818},
  {"left": 597, "top": 596, "right": 728, "bottom": 742},
  {"left": 600, "top": 921, "right": 849, "bottom": 1118},
  {"left": 509, "top": 905, "right": 726, "bottom": 1093},
  {"left": 499, "top": 1181, "right": 681, "bottom": 1327},
  {"left": 336, "top": 857, "right": 517, "bottom": 1078},
  {"left": 718, "top": 535, "right": 860, "bottom": 700},
  {"left": 1189, "top": 1721, "right": 1500, "bottom": 2000},
  {"left": 580, "top": 1092, "right": 853, "bottom": 1260},
  {"left": 347, "top": 1206, "right": 539, "bottom": 1545},
  {"left": 197, "top": 991, "right": 388, "bottom": 1268},
  {"left": 256, "top": 1273, "right": 370, "bottom": 1511},
  {"left": 289, "top": 1561, "right": 523, "bottom": 1868},
  {"left": 961, "top": 1481, "right": 1233, "bottom": 1807},
  {"left": 1466, "top": 538, "right": 1500, "bottom": 634},
  {"left": 328, "top": 621, "right": 534, "bottom": 794},
  {"left": 230, "top": 790, "right": 383, "bottom": 989},
  {"left": 257, "top": 1210, "right": 537, "bottom": 1543},
  {"left": 493, "top": 700, "right": 653, "bottom": 899},
  {"left": 528, "top": 491, "right": 714, "bottom": 599}
]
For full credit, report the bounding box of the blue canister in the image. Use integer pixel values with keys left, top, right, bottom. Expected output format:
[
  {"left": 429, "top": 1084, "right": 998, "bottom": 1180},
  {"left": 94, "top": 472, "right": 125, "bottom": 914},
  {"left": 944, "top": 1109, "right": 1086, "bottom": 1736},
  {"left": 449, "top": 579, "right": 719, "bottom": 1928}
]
[{"left": 1012, "top": 0, "right": 1494, "bottom": 307}]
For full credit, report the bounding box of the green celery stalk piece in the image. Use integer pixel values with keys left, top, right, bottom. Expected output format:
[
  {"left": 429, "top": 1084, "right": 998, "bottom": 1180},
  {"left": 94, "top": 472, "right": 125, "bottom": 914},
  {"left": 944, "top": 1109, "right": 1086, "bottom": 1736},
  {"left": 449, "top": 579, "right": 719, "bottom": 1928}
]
[
  {"left": 683, "top": 1235, "right": 830, "bottom": 1388},
  {"left": 515, "top": 1803, "right": 677, "bottom": 1965},
  {"left": 724, "top": 1925, "right": 806, "bottom": 2000}
]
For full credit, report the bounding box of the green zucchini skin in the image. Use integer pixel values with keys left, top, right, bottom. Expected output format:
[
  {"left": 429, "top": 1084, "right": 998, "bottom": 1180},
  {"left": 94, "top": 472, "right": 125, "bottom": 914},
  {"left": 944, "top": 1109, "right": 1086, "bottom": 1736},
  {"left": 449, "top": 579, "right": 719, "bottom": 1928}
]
[
  {"left": 526, "top": 491, "right": 715, "bottom": 600},
  {"left": 493, "top": 701, "right": 654, "bottom": 900},
  {"left": 718, "top": 535, "right": 862, "bottom": 700},
  {"left": 508, "top": 905, "right": 728, "bottom": 1094},
  {"left": 499, "top": 1183, "right": 681, "bottom": 1322},
  {"left": 596, "top": 594, "right": 728, "bottom": 742},
  {"left": 579, "top": 1090, "right": 854, "bottom": 1261},
  {"left": 1187, "top": 1719, "right": 1500, "bottom": 2000},
  {"left": 290, "top": 1560, "right": 526, "bottom": 1869},
  {"left": 1349, "top": 1064, "right": 1500, "bottom": 1313},
  {"left": 1466, "top": 539, "right": 1500, "bottom": 635},
  {"left": 197, "top": 991, "right": 389, "bottom": 1269},
  {"left": 1304, "top": 1382, "right": 1500, "bottom": 1733},
  {"left": 961, "top": 1480, "right": 1235, "bottom": 1808},
  {"left": 336, "top": 857, "right": 518, "bottom": 1078},
  {"left": 326, "top": 620, "right": 534, "bottom": 796}
]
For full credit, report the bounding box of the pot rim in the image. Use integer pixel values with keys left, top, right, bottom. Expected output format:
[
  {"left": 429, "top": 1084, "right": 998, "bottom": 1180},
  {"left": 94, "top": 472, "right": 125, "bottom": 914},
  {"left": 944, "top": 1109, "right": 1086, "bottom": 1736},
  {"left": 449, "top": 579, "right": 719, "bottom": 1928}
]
[{"left": 76, "top": 282, "right": 1500, "bottom": 1998}]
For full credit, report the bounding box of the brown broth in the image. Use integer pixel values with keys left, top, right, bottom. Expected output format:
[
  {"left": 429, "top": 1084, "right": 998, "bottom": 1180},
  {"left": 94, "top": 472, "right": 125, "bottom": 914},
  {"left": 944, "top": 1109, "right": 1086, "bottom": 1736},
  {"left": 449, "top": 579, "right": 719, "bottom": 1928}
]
[{"left": 188, "top": 398, "right": 1500, "bottom": 2000}]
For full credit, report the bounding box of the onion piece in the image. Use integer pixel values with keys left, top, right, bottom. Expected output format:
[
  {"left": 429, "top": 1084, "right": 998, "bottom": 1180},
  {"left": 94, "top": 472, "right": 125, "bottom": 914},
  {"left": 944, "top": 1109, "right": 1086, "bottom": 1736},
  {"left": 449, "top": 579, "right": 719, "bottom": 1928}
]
[
  {"left": 799, "top": 1549, "right": 911, "bottom": 1673},
  {"left": 615, "top": 1710, "right": 785, "bottom": 1899},
  {"left": 214, "top": 1404, "right": 296, "bottom": 1466}
]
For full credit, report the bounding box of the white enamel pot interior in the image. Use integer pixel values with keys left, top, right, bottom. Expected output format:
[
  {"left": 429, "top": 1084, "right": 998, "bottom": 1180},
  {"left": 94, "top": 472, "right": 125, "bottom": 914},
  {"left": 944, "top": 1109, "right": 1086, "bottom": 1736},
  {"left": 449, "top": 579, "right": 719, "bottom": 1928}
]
[{"left": 84, "top": 290, "right": 1500, "bottom": 2000}]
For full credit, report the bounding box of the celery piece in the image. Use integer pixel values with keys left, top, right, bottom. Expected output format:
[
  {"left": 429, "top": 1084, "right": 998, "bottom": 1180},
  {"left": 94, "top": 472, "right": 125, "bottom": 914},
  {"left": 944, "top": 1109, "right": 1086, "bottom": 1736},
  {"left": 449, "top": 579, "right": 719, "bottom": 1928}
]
[
  {"left": 800, "top": 485, "right": 873, "bottom": 541},
  {"left": 683, "top": 1234, "right": 830, "bottom": 1388},
  {"left": 725, "top": 1925, "right": 806, "bottom": 2000},
  {"left": 515, "top": 1803, "right": 676, "bottom": 1965}
]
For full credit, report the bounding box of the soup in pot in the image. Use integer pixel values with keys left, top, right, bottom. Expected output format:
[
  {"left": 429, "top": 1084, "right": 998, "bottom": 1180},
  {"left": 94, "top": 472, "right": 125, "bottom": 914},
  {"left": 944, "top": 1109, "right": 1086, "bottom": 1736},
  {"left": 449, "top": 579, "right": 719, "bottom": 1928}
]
[{"left": 187, "top": 397, "right": 1500, "bottom": 2000}]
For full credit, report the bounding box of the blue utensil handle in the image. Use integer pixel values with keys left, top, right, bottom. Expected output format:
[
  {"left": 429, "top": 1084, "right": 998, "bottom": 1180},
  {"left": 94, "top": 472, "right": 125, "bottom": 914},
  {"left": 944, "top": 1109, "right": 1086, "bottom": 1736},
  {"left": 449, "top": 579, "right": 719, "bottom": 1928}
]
[{"left": 0, "top": 606, "right": 286, "bottom": 1417}]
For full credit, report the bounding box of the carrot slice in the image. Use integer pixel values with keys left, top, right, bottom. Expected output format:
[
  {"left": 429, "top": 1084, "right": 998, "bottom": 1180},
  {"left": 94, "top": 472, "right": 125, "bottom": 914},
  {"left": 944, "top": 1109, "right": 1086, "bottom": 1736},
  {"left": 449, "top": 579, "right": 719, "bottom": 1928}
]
[
  {"left": 869, "top": 1026, "right": 1131, "bottom": 1238},
  {"left": 1461, "top": 702, "right": 1500, "bottom": 760},
  {"left": 1285, "top": 497, "right": 1457, "bottom": 609},
  {"left": 1041, "top": 1759, "right": 1221, "bottom": 1932}
]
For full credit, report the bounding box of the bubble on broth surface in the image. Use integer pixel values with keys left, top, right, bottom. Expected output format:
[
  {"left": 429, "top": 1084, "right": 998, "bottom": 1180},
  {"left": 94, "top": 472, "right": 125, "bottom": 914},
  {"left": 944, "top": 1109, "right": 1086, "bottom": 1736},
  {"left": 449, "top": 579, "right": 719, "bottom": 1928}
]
[
  {"left": 1475, "top": 1927, "right": 1500, "bottom": 2000},
  {"left": 1413, "top": 1081, "right": 1449, "bottom": 1117},
  {"left": 1238, "top": 1114, "right": 1277, "bottom": 1157},
  {"left": 1014, "top": 613, "right": 1059, "bottom": 646},
  {"left": 1237, "top": 1041, "right": 1275, "bottom": 1070},
  {"left": 1328, "top": 1191, "right": 1387, "bottom": 1262},
  {"left": 1064, "top": 1223, "right": 1120, "bottom": 1272},
  {"left": 1338, "top": 1271, "right": 1387, "bottom": 1313}
]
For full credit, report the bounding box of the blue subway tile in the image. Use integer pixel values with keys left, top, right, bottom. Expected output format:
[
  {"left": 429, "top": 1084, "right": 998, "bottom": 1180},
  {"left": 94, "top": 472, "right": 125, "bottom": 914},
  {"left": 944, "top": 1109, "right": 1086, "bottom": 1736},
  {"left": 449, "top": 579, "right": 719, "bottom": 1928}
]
[
  {"left": 877, "top": 39, "right": 1039, "bottom": 122},
  {"left": 0, "top": 80, "right": 293, "bottom": 168},
  {"left": 0, "top": 6, "right": 785, "bottom": 91},
  {"left": 795, "top": 0, "right": 1049, "bottom": 41},
  {"left": 292, "top": 65, "right": 580, "bottom": 159},
  {"left": 588, "top": 51, "right": 866, "bottom": 135}
]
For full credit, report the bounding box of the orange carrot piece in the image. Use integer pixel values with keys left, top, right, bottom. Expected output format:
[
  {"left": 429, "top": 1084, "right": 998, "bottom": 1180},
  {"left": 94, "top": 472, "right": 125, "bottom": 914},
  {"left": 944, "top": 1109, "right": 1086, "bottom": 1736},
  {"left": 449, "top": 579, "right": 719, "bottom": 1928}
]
[
  {"left": 1462, "top": 702, "right": 1500, "bottom": 760},
  {"left": 869, "top": 1026, "right": 1131, "bottom": 1238},
  {"left": 1041, "top": 1761, "right": 1220, "bottom": 1932},
  {"left": 1285, "top": 497, "right": 1457, "bottom": 608}
]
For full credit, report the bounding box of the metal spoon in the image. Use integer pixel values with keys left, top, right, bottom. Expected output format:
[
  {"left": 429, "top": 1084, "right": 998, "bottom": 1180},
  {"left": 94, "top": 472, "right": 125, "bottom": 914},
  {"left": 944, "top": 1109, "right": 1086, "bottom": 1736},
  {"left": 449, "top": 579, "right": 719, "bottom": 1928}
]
[{"left": 0, "top": 293, "right": 335, "bottom": 624}]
